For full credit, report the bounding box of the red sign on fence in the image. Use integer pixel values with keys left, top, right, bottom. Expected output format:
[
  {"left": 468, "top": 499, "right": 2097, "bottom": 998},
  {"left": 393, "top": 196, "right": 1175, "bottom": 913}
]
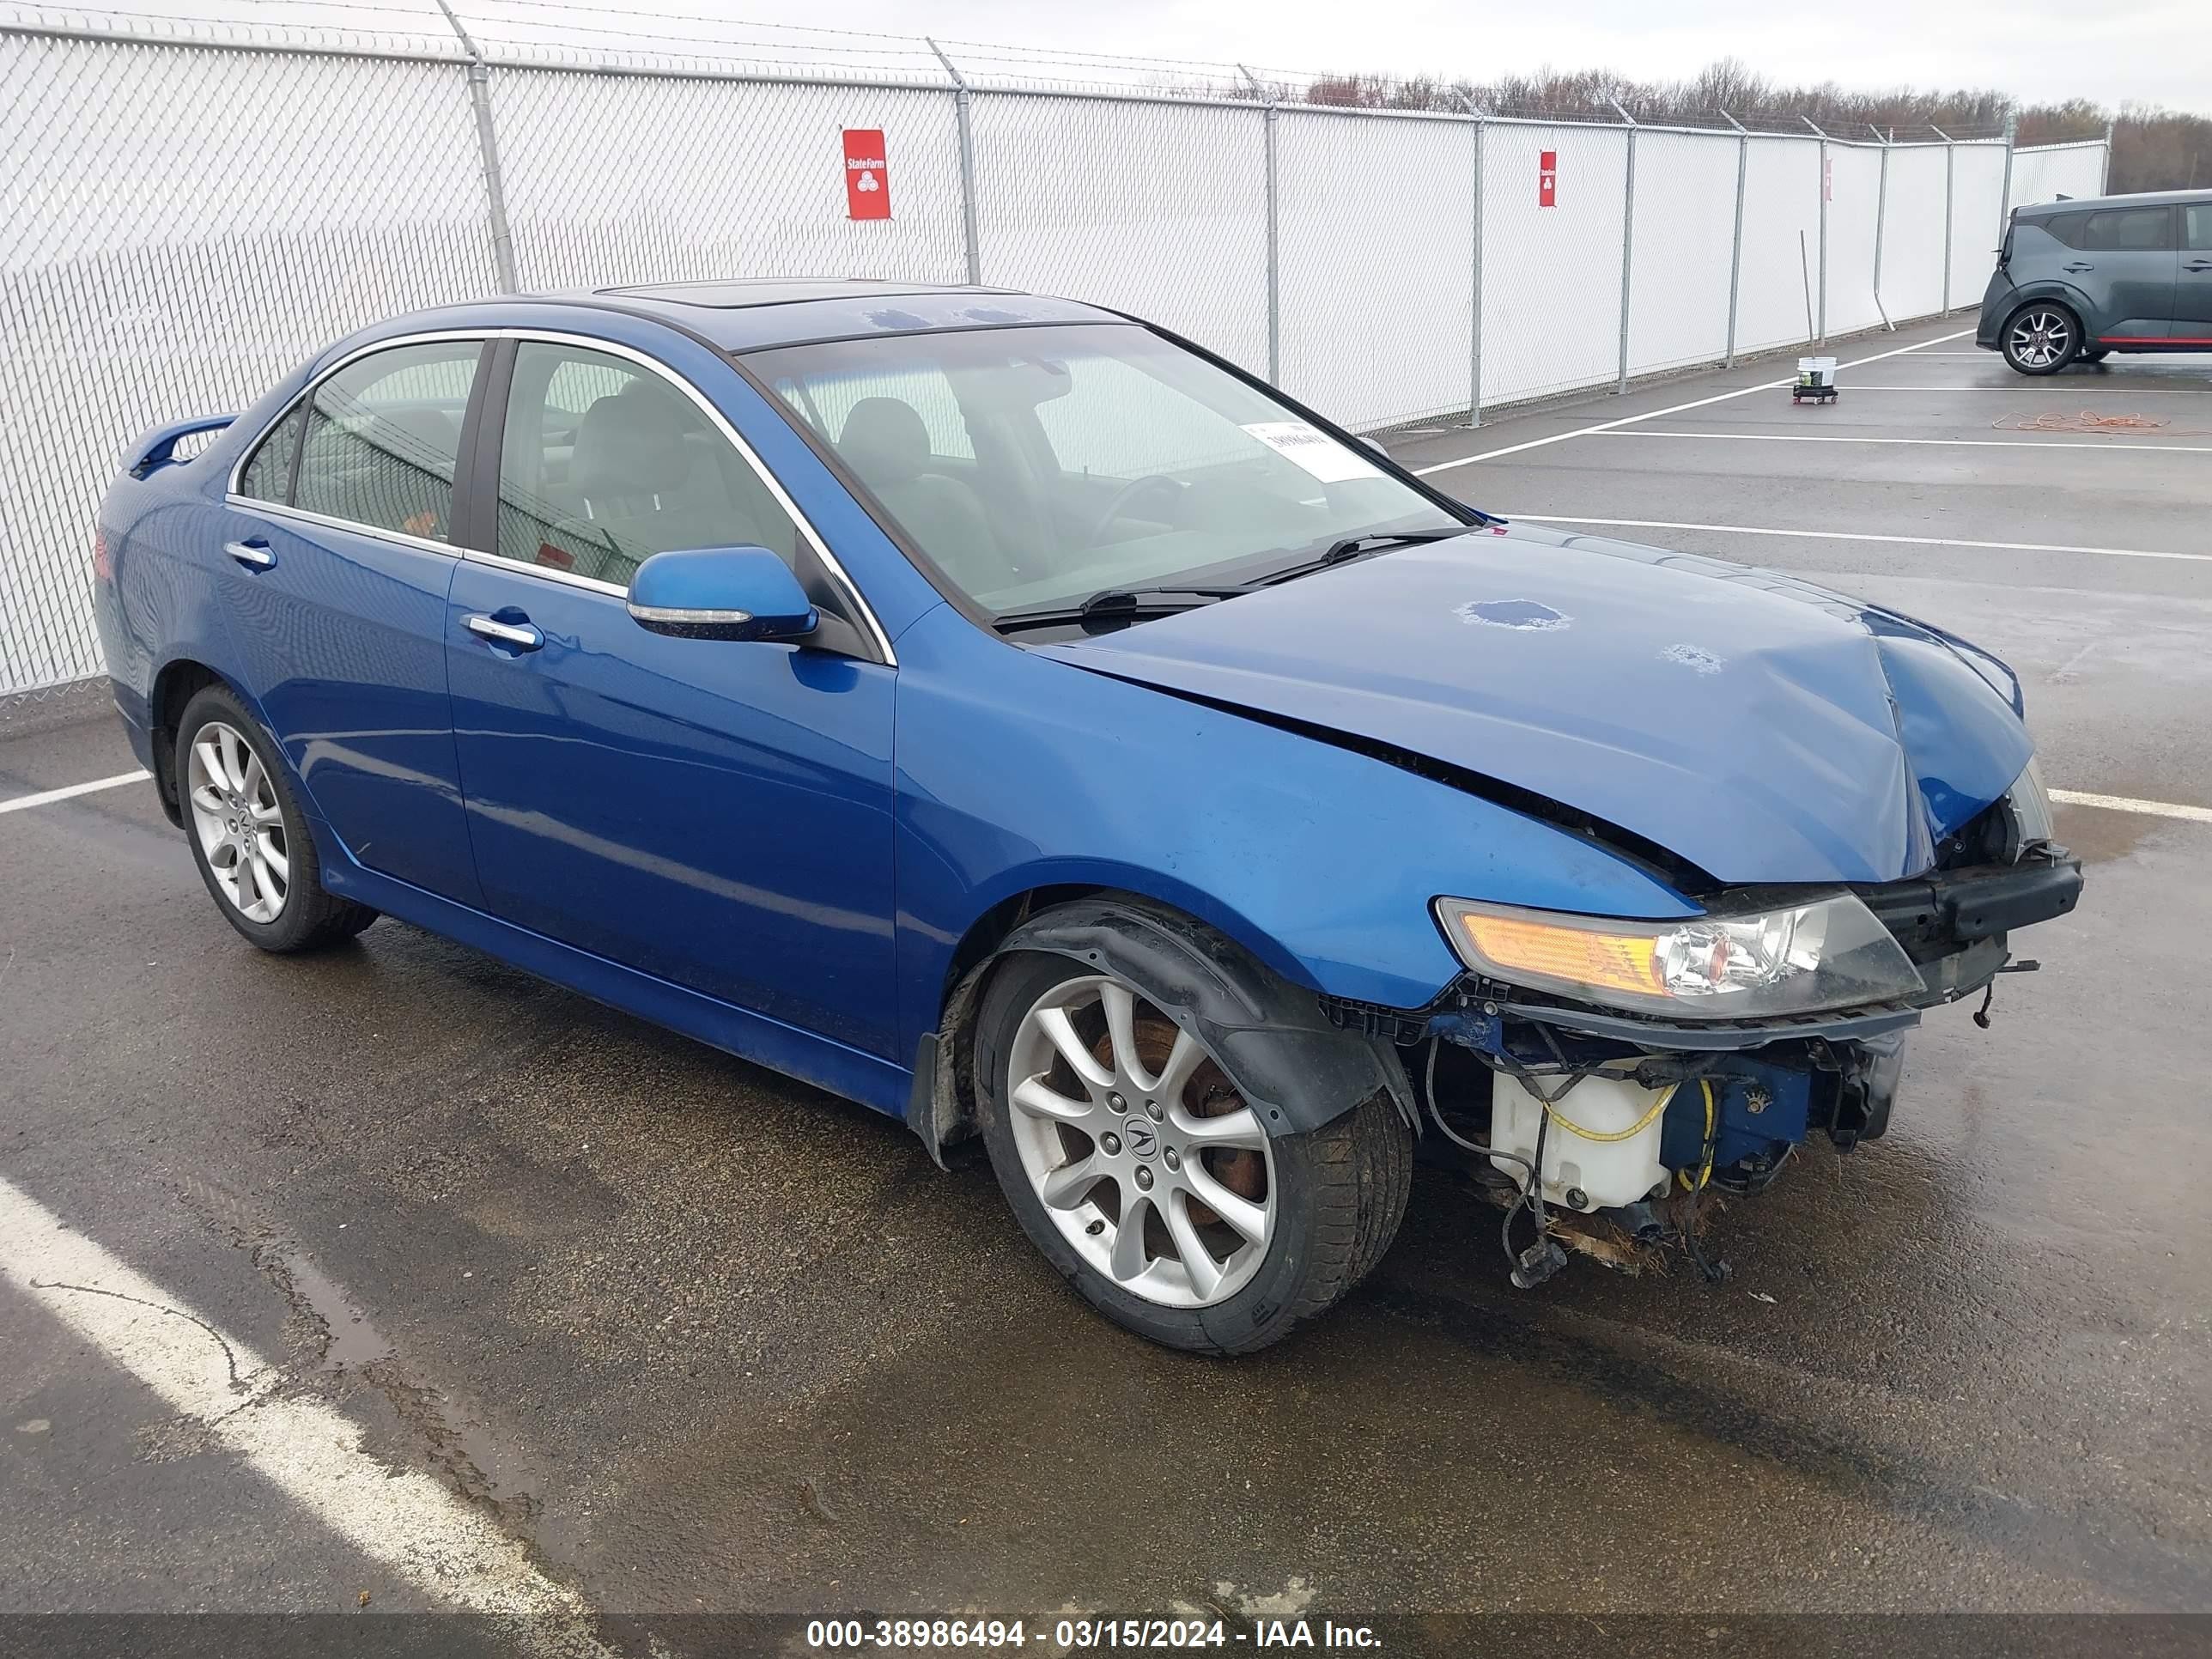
[
  {"left": 843, "top": 129, "right": 890, "bottom": 219},
  {"left": 1538, "top": 150, "right": 1558, "bottom": 208}
]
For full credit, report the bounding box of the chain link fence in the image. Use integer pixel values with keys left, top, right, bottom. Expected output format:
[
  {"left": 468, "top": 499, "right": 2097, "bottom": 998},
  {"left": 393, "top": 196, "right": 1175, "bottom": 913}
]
[{"left": 0, "top": 7, "right": 2112, "bottom": 701}]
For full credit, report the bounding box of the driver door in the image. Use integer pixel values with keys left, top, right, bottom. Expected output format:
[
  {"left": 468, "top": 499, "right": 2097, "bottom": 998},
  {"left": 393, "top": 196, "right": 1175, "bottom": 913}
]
[{"left": 444, "top": 337, "right": 900, "bottom": 1059}]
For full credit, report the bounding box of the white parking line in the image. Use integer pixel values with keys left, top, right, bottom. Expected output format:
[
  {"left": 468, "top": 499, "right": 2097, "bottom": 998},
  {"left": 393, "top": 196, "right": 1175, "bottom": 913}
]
[
  {"left": 0, "top": 1173, "right": 612, "bottom": 1651},
  {"left": 0, "top": 769, "right": 149, "bottom": 816},
  {"left": 1413, "top": 328, "right": 1974, "bottom": 474},
  {"left": 2050, "top": 789, "right": 2212, "bottom": 825},
  {"left": 1501, "top": 512, "right": 2212, "bottom": 565},
  {"left": 1595, "top": 429, "right": 2212, "bottom": 454},
  {"left": 1805, "top": 383, "right": 2212, "bottom": 393}
]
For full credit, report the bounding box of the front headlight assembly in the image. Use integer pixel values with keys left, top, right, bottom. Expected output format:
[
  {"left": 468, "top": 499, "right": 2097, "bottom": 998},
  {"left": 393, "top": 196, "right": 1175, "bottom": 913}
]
[
  {"left": 1433, "top": 891, "right": 1927, "bottom": 1021},
  {"left": 2003, "top": 756, "right": 2057, "bottom": 855}
]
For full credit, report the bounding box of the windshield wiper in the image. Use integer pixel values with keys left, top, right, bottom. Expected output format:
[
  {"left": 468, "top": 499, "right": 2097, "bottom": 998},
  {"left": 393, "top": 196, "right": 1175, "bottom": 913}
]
[
  {"left": 993, "top": 585, "right": 1248, "bottom": 635},
  {"left": 1258, "top": 526, "right": 1474, "bottom": 586}
]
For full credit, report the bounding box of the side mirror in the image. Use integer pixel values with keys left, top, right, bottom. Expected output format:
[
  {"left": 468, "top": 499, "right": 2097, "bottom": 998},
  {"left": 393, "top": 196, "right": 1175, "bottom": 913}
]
[{"left": 627, "top": 545, "right": 818, "bottom": 643}]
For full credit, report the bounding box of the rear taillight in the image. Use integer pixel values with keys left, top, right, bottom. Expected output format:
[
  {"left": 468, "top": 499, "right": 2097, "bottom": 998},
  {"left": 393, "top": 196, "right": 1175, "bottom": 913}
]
[{"left": 92, "top": 526, "right": 112, "bottom": 581}]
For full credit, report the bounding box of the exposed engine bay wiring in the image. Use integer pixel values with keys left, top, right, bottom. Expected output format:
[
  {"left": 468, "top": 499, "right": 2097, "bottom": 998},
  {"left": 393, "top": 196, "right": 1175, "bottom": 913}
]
[{"left": 1423, "top": 1036, "right": 1727, "bottom": 1288}]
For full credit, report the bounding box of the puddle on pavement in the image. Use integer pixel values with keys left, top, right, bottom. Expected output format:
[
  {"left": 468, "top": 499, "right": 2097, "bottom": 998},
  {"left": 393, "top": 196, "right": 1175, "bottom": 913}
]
[
  {"left": 260, "top": 1240, "right": 553, "bottom": 1527},
  {"left": 271, "top": 1244, "right": 394, "bottom": 1371},
  {"left": 2052, "top": 801, "right": 2155, "bottom": 864}
]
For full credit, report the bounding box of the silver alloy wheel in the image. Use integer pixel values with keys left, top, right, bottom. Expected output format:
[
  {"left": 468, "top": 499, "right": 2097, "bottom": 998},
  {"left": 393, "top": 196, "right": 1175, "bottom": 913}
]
[
  {"left": 1006, "top": 975, "right": 1276, "bottom": 1309},
  {"left": 185, "top": 720, "right": 289, "bottom": 924},
  {"left": 2008, "top": 308, "right": 2074, "bottom": 368}
]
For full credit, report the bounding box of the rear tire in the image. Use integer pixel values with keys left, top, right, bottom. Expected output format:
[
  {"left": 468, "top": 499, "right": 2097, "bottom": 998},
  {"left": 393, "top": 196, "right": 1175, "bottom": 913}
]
[
  {"left": 176, "top": 684, "right": 379, "bottom": 953},
  {"left": 975, "top": 933, "right": 1411, "bottom": 1354},
  {"left": 2002, "top": 303, "right": 2081, "bottom": 374}
]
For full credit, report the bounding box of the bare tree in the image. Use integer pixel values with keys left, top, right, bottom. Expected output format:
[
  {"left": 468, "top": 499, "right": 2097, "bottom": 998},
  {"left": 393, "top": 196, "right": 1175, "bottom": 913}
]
[{"left": 1292, "top": 57, "right": 2208, "bottom": 189}]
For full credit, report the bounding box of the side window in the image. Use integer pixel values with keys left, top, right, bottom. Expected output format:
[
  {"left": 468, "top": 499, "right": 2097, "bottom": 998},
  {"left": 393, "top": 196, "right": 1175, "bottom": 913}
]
[
  {"left": 294, "top": 341, "right": 482, "bottom": 543},
  {"left": 2081, "top": 207, "right": 2175, "bottom": 252},
  {"left": 2186, "top": 204, "right": 2212, "bottom": 252},
  {"left": 493, "top": 343, "right": 805, "bottom": 592},
  {"left": 236, "top": 401, "right": 307, "bottom": 503}
]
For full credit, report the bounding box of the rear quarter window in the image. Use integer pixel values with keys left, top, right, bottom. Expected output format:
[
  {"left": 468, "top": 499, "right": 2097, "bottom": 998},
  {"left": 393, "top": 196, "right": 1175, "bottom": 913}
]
[
  {"left": 2035, "top": 213, "right": 2089, "bottom": 249},
  {"left": 236, "top": 402, "right": 307, "bottom": 503}
]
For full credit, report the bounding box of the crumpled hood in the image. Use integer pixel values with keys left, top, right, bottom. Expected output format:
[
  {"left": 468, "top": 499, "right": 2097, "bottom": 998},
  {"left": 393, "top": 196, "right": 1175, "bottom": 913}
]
[{"left": 1037, "top": 524, "right": 2033, "bottom": 886}]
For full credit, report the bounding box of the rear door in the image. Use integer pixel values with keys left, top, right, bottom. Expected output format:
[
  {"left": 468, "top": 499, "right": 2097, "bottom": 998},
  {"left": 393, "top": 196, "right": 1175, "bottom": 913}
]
[
  {"left": 2069, "top": 204, "right": 2180, "bottom": 342},
  {"left": 2176, "top": 202, "right": 2212, "bottom": 343},
  {"left": 443, "top": 335, "right": 899, "bottom": 1057},
  {"left": 221, "top": 336, "right": 488, "bottom": 905}
]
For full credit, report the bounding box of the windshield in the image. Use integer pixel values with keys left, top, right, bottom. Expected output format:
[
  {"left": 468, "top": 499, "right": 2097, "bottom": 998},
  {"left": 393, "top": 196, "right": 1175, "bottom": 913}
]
[{"left": 747, "top": 324, "right": 1466, "bottom": 619}]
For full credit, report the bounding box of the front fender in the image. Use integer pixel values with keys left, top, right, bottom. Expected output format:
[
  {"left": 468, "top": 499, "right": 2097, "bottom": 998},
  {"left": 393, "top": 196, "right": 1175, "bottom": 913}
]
[
  {"left": 890, "top": 604, "right": 1698, "bottom": 1061},
  {"left": 995, "top": 896, "right": 1415, "bottom": 1137}
]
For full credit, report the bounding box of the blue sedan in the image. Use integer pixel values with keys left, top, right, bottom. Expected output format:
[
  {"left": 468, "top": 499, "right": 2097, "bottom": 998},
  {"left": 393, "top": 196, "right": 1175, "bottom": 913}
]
[{"left": 94, "top": 279, "right": 2081, "bottom": 1350}]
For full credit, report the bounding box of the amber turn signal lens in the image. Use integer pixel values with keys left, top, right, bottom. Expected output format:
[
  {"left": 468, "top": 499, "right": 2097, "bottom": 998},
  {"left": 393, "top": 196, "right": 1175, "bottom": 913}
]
[{"left": 1452, "top": 911, "right": 1663, "bottom": 1001}]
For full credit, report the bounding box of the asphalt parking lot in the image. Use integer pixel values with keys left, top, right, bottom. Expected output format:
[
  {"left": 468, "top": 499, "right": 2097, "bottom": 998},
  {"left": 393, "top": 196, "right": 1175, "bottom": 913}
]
[{"left": 3, "top": 313, "right": 2208, "bottom": 1647}]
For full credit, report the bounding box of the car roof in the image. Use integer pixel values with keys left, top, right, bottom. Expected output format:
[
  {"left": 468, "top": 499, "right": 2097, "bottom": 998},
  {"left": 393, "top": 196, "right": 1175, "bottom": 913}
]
[
  {"left": 535, "top": 277, "right": 1131, "bottom": 352},
  {"left": 2018, "top": 186, "right": 2212, "bottom": 218}
]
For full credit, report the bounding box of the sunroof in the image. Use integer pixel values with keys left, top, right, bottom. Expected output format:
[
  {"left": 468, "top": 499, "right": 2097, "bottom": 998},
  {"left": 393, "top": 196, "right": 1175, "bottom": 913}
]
[{"left": 599, "top": 278, "right": 1012, "bottom": 310}]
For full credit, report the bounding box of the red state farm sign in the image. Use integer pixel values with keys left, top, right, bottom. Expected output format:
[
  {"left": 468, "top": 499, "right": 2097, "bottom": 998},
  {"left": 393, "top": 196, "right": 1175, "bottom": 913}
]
[
  {"left": 1538, "top": 150, "right": 1558, "bottom": 208},
  {"left": 843, "top": 129, "right": 890, "bottom": 220}
]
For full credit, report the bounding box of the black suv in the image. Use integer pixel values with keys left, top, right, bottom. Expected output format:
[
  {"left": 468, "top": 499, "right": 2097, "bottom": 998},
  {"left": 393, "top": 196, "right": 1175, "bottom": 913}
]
[{"left": 1978, "top": 188, "right": 2212, "bottom": 374}]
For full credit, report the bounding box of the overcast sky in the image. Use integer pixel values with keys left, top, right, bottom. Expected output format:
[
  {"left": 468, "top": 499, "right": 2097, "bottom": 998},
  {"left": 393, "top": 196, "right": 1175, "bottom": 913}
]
[{"left": 110, "top": 0, "right": 2212, "bottom": 114}]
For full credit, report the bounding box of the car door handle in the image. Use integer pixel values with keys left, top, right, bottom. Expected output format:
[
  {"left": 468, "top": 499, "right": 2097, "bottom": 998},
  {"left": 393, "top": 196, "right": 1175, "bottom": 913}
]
[
  {"left": 2060, "top": 261, "right": 2094, "bottom": 273},
  {"left": 465, "top": 614, "right": 544, "bottom": 651},
  {"left": 223, "top": 538, "right": 275, "bottom": 570},
  {"left": 2186, "top": 258, "right": 2212, "bottom": 272}
]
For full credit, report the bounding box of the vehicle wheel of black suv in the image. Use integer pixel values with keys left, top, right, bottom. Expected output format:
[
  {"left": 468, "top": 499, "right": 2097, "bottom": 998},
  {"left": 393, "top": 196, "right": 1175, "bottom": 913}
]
[
  {"left": 2002, "top": 302, "right": 2081, "bottom": 374},
  {"left": 975, "top": 918, "right": 1413, "bottom": 1354},
  {"left": 175, "top": 684, "right": 378, "bottom": 952}
]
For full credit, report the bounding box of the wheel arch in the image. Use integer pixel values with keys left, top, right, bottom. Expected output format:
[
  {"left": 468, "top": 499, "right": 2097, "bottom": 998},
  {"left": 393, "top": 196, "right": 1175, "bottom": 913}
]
[
  {"left": 2002, "top": 288, "right": 2091, "bottom": 333},
  {"left": 908, "top": 883, "right": 1413, "bottom": 1171},
  {"left": 147, "top": 656, "right": 227, "bottom": 825}
]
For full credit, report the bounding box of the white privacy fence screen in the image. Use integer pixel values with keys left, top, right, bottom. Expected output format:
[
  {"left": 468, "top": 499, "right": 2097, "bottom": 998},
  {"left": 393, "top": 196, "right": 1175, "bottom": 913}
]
[{"left": 0, "top": 12, "right": 2112, "bottom": 697}]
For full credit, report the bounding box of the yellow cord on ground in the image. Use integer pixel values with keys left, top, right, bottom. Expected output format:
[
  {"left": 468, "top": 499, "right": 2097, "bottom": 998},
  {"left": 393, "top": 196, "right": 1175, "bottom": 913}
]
[{"left": 1540, "top": 1079, "right": 1680, "bottom": 1143}]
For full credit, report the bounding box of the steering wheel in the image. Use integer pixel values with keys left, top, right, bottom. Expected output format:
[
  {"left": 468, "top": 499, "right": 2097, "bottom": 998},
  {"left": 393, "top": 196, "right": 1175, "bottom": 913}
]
[{"left": 1081, "top": 474, "right": 1183, "bottom": 548}]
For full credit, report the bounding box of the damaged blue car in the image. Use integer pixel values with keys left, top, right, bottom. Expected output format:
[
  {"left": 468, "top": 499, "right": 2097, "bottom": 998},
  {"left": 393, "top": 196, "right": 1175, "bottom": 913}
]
[{"left": 94, "top": 281, "right": 2082, "bottom": 1352}]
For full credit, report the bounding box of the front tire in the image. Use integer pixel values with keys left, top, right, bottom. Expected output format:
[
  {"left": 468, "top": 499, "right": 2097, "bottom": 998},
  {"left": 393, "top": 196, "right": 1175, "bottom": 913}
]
[
  {"left": 176, "top": 685, "right": 378, "bottom": 952},
  {"left": 975, "top": 937, "right": 1410, "bottom": 1354},
  {"left": 2002, "top": 303, "right": 2081, "bottom": 374}
]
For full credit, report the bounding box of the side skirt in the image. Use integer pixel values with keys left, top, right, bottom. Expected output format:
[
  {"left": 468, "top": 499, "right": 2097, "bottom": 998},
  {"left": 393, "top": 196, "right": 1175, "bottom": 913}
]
[{"left": 318, "top": 825, "right": 914, "bottom": 1121}]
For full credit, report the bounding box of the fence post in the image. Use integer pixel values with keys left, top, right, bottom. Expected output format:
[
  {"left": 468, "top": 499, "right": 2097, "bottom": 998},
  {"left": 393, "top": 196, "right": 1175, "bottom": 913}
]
[
  {"left": 1453, "top": 92, "right": 1486, "bottom": 426},
  {"left": 1805, "top": 117, "right": 1828, "bottom": 343},
  {"left": 1722, "top": 110, "right": 1747, "bottom": 368},
  {"left": 1997, "top": 109, "right": 2018, "bottom": 239},
  {"left": 2101, "top": 116, "right": 2115, "bottom": 193},
  {"left": 434, "top": 0, "right": 518, "bottom": 293},
  {"left": 1242, "top": 66, "right": 1282, "bottom": 386},
  {"left": 1610, "top": 97, "right": 1638, "bottom": 395},
  {"left": 1932, "top": 125, "right": 1954, "bottom": 311},
  {"left": 1870, "top": 125, "right": 1893, "bottom": 331},
  {"left": 927, "top": 39, "right": 983, "bottom": 286}
]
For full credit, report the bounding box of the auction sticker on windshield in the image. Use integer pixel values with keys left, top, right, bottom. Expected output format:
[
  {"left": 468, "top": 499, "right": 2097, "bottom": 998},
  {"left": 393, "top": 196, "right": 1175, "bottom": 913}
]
[{"left": 1240, "top": 420, "right": 1382, "bottom": 483}]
